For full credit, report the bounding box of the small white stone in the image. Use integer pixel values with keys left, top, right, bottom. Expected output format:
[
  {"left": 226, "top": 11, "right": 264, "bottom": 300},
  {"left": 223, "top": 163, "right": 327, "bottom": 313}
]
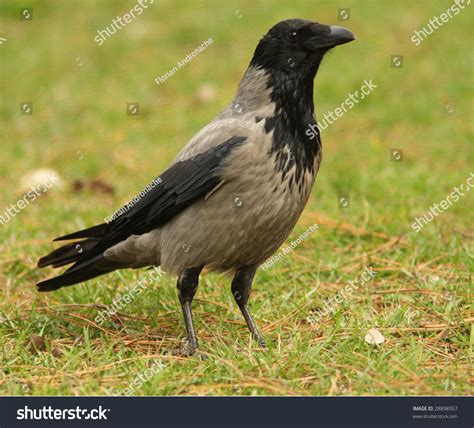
[
  {"left": 364, "top": 328, "right": 385, "bottom": 345},
  {"left": 17, "top": 168, "right": 63, "bottom": 195},
  {"left": 196, "top": 83, "right": 217, "bottom": 104}
]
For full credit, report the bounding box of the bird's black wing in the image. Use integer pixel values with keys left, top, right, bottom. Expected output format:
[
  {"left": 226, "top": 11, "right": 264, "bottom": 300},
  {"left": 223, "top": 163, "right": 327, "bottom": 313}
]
[
  {"left": 92, "top": 135, "right": 246, "bottom": 253},
  {"left": 37, "top": 136, "right": 246, "bottom": 290}
]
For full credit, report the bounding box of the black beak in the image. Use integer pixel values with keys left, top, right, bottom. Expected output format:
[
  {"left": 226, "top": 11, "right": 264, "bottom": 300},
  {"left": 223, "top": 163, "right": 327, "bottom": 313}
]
[
  {"left": 305, "top": 25, "right": 355, "bottom": 51},
  {"left": 327, "top": 25, "right": 355, "bottom": 47}
]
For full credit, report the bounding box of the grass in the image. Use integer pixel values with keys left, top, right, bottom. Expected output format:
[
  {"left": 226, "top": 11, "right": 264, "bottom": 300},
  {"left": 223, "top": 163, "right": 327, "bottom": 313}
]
[{"left": 0, "top": 0, "right": 472, "bottom": 396}]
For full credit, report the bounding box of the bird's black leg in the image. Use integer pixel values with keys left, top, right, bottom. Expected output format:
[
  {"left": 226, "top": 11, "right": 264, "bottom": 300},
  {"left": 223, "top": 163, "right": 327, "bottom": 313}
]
[
  {"left": 231, "top": 265, "right": 266, "bottom": 347},
  {"left": 177, "top": 266, "right": 203, "bottom": 355}
]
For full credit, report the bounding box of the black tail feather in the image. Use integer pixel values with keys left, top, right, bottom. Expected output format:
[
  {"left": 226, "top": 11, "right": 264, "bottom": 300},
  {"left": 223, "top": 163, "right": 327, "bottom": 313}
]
[
  {"left": 37, "top": 239, "right": 99, "bottom": 268},
  {"left": 37, "top": 255, "right": 122, "bottom": 292},
  {"left": 53, "top": 223, "right": 109, "bottom": 241},
  {"left": 37, "top": 222, "right": 122, "bottom": 292}
]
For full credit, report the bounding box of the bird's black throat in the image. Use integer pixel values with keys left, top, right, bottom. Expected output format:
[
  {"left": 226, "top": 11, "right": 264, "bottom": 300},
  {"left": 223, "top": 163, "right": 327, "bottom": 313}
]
[{"left": 262, "top": 65, "right": 322, "bottom": 187}]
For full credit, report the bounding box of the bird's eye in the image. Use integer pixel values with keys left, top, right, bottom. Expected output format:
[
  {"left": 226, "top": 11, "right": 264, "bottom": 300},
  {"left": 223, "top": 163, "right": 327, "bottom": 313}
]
[{"left": 288, "top": 31, "right": 299, "bottom": 43}]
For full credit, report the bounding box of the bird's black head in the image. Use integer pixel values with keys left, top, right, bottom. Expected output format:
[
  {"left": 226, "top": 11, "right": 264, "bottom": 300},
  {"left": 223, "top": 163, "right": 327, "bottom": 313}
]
[
  {"left": 250, "top": 18, "right": 355, "bottom": 76},
  {"left": 247, "top": 20, "right": 355, "bottom": 181}
]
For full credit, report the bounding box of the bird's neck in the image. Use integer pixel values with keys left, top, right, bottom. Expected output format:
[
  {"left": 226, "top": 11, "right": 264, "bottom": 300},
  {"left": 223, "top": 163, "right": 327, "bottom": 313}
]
[
  {"left": 268, "top": 68, "right": 321, "bottom": 180},
  {"left": 268, "top": 68, "right": 317, "bottom": 133},
  {"left": 233, "top": 66, "right": 321, "bottom": 182},
  {"left": 233, "top": 66, "right": 318, "bottom": 129}
]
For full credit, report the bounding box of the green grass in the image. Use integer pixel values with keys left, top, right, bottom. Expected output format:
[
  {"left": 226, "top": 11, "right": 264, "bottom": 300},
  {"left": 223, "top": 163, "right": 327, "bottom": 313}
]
[{"left": 0, "top": 0, "right": 472, "bottom": 396}]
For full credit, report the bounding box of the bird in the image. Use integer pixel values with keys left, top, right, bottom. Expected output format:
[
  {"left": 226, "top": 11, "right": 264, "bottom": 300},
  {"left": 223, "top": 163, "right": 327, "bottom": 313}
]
[{"left": 37, "top": 18, "right": 355, "bottom": 355}]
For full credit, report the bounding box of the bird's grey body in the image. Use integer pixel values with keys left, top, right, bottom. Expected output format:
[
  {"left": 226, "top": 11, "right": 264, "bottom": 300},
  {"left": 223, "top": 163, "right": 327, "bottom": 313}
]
[
  {"left": 104, "top": 66, "right": 321, "bottom": 274},
  {"left": 37, "top": 19, "right": 354, "bottom": 354}
]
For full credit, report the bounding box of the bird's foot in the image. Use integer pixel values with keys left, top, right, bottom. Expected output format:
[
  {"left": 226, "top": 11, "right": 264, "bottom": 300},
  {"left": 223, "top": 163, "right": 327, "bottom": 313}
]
[{"left": 178, "top": 337, "right": 207, "bottom": 359}]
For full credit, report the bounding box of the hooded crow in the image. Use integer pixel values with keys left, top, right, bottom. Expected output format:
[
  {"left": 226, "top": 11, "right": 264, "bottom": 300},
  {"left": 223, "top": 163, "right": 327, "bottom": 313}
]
[{"left": 37, "top": 19, "right": 355, "bottom": 354}]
